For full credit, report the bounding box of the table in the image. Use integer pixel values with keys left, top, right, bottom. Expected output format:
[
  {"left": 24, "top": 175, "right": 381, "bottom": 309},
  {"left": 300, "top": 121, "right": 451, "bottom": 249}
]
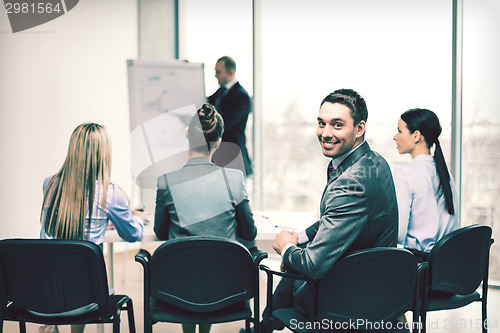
[{"left": 252, "top": 211, "right": 317, "bottom": 239}]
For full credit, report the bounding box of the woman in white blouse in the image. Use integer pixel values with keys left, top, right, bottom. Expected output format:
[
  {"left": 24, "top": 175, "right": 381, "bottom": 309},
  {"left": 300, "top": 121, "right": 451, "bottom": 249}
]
[{"left": 393, "top": 108, "right": 459, "bottom": 260}]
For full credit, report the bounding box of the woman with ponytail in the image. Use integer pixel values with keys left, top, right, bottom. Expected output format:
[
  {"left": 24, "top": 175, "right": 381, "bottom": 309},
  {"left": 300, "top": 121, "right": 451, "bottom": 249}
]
[
  {"left": 393, "top": 109, "right": 459, "bottom": 261},
  {"left": 154, "top": 103, "right": 257, "bottom": 333}
]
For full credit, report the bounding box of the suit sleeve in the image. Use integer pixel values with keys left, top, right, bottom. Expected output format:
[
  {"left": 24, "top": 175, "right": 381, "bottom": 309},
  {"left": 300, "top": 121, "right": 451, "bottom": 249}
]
[
  {"left": 207, "top": 92, "right": 216, "bottom": 105},
  {"left": 230, "top": 170, "right": 257, "bottom": 240},
  {"left": 235, "top": 198, "right": 257, "bottom": 240},
  {"left": 154, "top": 177, "right": 171, "bottom": 240},
  {"left": 305, "top": 221, "right": 321, "bottom": 241},
  {"left": 282, "top": 177, "right": 368, "bottom": 279},
  {"left": 222, "top": 90, "right": 250, "bottom": 133}
]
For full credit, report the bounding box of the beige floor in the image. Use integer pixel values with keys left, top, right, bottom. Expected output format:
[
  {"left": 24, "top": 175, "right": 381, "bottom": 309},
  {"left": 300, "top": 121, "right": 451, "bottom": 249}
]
[{"left": 4, "top": 244, "right": 500, "bottom": 333}]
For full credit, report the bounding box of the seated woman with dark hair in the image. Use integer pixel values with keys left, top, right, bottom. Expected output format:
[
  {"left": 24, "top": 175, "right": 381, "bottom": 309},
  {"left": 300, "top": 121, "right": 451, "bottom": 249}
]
[
  {"left": 393, "top": 108, "right": 459, "bottom": 261},
  {"left": 154, "top": 103, "right": 257, "bottom": 333}
]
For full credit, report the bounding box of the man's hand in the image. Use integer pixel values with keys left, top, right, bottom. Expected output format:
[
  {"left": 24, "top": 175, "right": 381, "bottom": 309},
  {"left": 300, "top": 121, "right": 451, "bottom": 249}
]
[{"left": 273, "top": 230, "right": 298, "bottom": 255}]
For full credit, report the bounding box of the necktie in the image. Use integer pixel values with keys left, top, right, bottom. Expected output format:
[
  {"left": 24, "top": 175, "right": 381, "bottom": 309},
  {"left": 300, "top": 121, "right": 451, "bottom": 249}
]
[{"left": 327, "top": 160, "right": 334, "bottom": 181}]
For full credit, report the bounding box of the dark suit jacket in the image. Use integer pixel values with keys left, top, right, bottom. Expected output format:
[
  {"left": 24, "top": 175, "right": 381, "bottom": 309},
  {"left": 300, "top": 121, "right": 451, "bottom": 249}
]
[
  {"left": 282, "top": 141, "right": 398, "bottom": 280},
  {"left": 208, "top": 82, "right": 252, "bottom": 176},
  {"left": 154, "top": 157, "right": 257, "bottom": 241}
]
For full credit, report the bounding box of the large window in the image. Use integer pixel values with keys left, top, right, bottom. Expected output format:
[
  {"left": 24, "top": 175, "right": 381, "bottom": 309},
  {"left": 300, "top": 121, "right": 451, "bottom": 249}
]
[
  {"left": 462, "top": 0, "right": 500, "bottom": 281},
  {"left": 259, "top": 0, "right": 452, "bottom": 212},
  {"left": 179, "top": 0, "right": 500, "bottom": 281},
  {"left": 179, "top": 0, "right": 255, "bottom": 199},
  {"left": 179, "top": 0, "right": 253, "bottom": 97}
]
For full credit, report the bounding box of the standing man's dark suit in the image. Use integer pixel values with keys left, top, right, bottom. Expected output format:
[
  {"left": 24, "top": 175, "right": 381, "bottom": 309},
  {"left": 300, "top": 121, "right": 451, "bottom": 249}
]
[{"left": 208, "top": 56, "right": 252, "bottom": 176}]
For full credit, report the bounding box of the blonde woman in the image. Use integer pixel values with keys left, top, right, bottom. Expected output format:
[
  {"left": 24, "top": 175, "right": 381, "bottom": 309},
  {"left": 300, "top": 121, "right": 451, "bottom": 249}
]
[{"left": 39, "top": 123, "right": 144, "bottom": 333}]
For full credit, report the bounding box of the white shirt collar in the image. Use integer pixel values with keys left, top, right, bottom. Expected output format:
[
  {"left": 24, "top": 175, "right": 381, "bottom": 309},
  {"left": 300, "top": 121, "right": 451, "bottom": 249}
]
[
  {"left": 223, "top": 78, "right": 238, "bottom": 90},
  {"left": 412, "top": 154, "right": 433, "bottom": 161},
  {"left": 331, "top": 140, "right": 365, "bottom": 169}
]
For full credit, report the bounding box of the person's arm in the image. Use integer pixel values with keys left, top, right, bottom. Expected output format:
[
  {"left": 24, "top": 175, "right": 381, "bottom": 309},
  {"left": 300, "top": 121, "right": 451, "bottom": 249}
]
[
  {"left": 281, "top": 177, "right": 368, "bottom": 279},
  {"left": 221, "top": 90, "right": 250, "bottom": 134},
  {"left": 393, "top": 168, "right": 411, "bottom": 245},
  {"left": 273, "top": 230, "right": 299, "bottom": 255},
  {"left": 207, "top": 92, "right": 216, "bottom": 105},
  {"left": 303, "top": 221, "right": 321, "bottom": 242},
  {"left": 235, "top": 198, "right": 257, "bottom": 240},
  {"left": 276, "top": 219, "right": 319, "bottom": 247},
  {"left": 107, "top": 187, "right": 144, "bottom": 242},
  {"left": 40, "top": 176, "right": 53, "bottom": 238},
  {"left": 154, "top": 177, "right": 171, "bottom": 240},
  {"left": 296, "top": 230, "right": 309, "bottom": 245}
]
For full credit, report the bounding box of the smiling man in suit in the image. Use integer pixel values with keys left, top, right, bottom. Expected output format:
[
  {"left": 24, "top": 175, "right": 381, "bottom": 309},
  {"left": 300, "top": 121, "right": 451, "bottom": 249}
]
[
  {"left": 208, "top": 56, "right": 252, "bottom": 177},
  {"left": 263, "top": 88, "right": 399, "bottom": 332}
]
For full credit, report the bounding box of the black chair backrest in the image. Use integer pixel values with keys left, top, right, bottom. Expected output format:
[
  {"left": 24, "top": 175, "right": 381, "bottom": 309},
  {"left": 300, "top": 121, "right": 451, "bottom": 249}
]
[
  {"left": 316, "top": 247, "right": 417, "bottom": 323},
  {"left": 428, "top": 224, "right": 493, "bottom": 295},
  {"left": 0, "top": 239, "right": 109, "bottom": 316},
  {"left": 149, "top": 236, "right": 255, "bottom": 313}
]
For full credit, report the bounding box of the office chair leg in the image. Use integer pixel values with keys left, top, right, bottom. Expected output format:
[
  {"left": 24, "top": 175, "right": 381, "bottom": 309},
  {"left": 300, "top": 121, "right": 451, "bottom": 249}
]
[
  {"left": 410, "top": 313, "right": 418, "bottom": 333},
  {"left": 145, "top": 319, "right": 153, "bottom": 333},
  {"left": 126, "top": 299, "right": 136, "bottom": 333},
  {"left": 19, "top": 321, "right": 26, "bottom": 333},
  {"left": 254, "top": 317, "right": 260, "bottom": 333},
  {"left": 245, "top": 319, "right": 251, "bottom": 333},
  {"left": 482, "top": 299, "right": 488, "bottom": 333},
  {"left": 113, "top": 317, "right": 121, "bottom": 333},
  {"left": 415, "top": 318, "right": 422, "bottom": 333}
]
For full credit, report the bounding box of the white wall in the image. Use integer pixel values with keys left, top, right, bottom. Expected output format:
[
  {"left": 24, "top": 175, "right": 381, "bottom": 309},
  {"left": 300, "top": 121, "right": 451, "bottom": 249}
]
[{"left": 0, "top": 1, "right": 138, "bottom": 238}]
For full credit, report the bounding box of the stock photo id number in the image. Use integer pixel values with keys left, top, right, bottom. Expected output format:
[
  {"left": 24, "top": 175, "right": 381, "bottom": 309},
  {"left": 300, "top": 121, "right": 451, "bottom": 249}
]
[{"left": 3, "top": 0, "right": 79, "bottom": 32}]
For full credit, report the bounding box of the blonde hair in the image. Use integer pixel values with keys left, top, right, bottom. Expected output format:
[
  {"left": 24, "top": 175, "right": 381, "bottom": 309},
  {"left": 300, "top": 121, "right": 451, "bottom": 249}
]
[{"left": 41, "top": 123, "right": 112, "bottom": 240}]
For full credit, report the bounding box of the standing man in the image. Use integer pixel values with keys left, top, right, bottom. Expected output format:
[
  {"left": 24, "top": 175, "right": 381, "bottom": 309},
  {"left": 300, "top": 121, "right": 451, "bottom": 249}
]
[
  {"left": 265, "top": 88, "right": 399, "bottom": 331},
  {"left": 208, "top": 56, "right": 252, "bottom": 177}
]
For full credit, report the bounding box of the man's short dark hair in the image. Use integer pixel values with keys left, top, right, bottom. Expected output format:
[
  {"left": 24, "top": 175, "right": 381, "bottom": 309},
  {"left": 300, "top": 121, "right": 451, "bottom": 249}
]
[
  {"left": 217, "top": 56, "right": 236, "bottom": 72},
  {"left": 320, "top": 88, "right": 368, "bottom": 125}
]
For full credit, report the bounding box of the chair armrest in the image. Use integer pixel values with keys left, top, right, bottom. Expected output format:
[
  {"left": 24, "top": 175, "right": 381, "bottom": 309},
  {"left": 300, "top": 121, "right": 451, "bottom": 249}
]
[
  {"left": 260, "top": 264, "right": 313, "bottom": 283},
  {"left": 417, "top": 261, "right": 429, "bottom": 315},
  {"left": 259, "top": 264, "right": 316, "bottom": 323},
  {"left": 417, "top": 262, "right": 429, "bottom": 277},
  {"left": 134, "top": 250, "right": 151, "bottom": 292},
  {"left": 134, "top": 249, "right": 151, "bottom": 266},
  {"left": 108, "top": 294, "right": 132, "bottom": 314},
  {"left": 250, "top": 247, "right": 268, "bottom": 266},
  {"left": 248, "top": 248, "right": 267, "bottom": 332},
  {"left": 135, "top": 249, "right": 151, "bottom": 333}
]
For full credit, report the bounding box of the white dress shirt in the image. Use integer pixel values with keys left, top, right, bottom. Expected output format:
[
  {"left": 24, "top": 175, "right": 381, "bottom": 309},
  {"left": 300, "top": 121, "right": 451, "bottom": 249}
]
[
  {"left": 223, "top": 78, "right": 238, "bottom": 91},
  {"left": 393, "top": 154, "right": 459, "bottom": 253}
]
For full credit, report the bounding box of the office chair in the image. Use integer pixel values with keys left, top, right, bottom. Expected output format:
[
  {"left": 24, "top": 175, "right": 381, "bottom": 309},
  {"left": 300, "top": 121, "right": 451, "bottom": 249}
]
[
  {"left": 0, "top": 239, "right": 135, "bottom": 333},
  {"left": 419, "top": 224, "right": 494, "bottom": 333},
  {"left": 135, "top": 236, "right": 267, "bottom": 333},
  {"left": 261, "top": 247, "right": 423, "bottom": 333}
]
